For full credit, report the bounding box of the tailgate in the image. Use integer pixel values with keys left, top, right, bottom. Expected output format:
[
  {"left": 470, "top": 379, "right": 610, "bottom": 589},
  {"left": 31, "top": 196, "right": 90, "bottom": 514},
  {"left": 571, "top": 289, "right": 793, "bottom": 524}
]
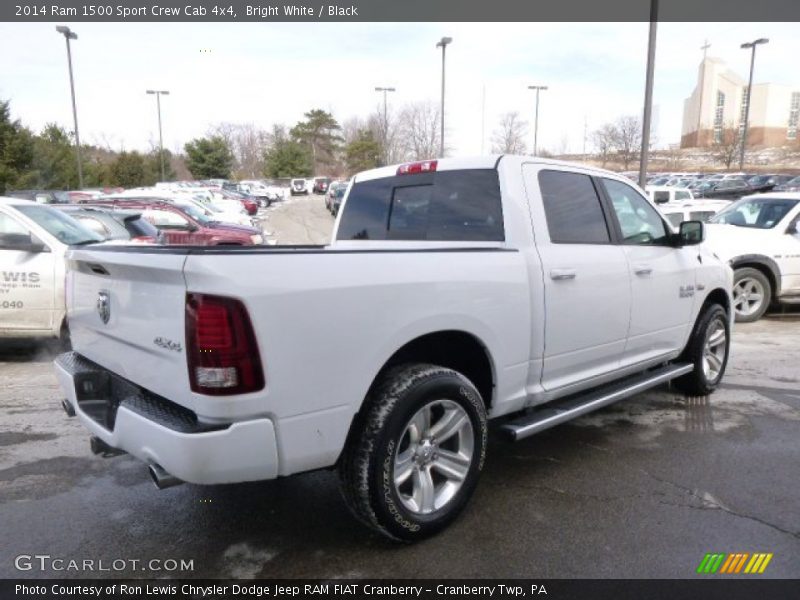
[{"left": 67, "top": 248, "right": 192, "bottom": 408}]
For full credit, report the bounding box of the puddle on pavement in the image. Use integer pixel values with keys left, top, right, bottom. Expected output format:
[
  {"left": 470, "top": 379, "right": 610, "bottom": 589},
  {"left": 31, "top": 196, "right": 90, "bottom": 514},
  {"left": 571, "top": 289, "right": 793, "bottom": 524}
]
[{"left": 569, "top": 386, "right": 800, "bottom": 443}]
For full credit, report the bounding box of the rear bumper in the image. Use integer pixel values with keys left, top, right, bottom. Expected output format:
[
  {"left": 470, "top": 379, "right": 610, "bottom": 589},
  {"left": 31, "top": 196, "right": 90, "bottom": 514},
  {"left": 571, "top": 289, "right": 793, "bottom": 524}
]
[{"left": 54, "top": 352, "right": 279, "bottom": 485}]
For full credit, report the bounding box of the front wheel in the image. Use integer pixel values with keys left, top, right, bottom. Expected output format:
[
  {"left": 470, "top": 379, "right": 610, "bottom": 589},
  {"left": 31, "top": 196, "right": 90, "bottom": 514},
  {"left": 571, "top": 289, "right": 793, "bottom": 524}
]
[
  {"left": 733, "top": 267, "right": 771, "bottom": 322},
  {"left": 338, "top": 364, "right": 487, "bottom": 541},
  {"left": 674, "top": 303, "right": 730, "bottom": 396}
]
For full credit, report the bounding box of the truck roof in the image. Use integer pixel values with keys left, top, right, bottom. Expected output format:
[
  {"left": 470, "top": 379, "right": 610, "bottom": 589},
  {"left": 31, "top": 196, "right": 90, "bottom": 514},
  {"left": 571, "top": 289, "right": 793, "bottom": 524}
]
[{"left": 353, "top": 155, "right": 636, "bottom": 183}]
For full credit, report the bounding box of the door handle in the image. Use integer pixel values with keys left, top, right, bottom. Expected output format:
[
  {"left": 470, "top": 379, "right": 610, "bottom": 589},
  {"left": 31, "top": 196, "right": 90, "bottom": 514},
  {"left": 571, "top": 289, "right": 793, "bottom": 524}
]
[
  {"left": 550, "top": 269, "right": 577, "bottom": 281},
  {"left": 634, "top": 265, "right": 653, "bottom": 276}
]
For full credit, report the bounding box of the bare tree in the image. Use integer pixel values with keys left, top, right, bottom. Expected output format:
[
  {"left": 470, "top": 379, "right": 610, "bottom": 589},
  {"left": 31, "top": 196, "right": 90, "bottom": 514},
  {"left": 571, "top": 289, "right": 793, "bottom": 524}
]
[
  {"left": 490, "top": 112, "right": 528, "bottom": 154},
  {"left": 711, "top": 123, "right": 742, "bottom": 170},
  {"left": 341, "top": 116, "right": 369, "bottom": 146},
  {"left": 611, "top": 115, "right": 642, "bottom": 170},
  {"left": 591, "top": 123, "right": 616, "bottom": 167},
  {"left": 365, "top": 104, "right": 401, "bottom": 165},
  {"left": 397, "top": 101, "right": 441, "bottom": 161},
  {"left": 208, "top": 122, "right": 270, "bottom": 179}
]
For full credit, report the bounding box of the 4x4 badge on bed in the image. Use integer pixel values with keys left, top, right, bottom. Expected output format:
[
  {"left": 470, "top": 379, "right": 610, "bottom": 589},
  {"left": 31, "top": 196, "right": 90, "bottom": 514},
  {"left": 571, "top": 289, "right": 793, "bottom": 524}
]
[
  {"left": 96, "top": 290, "right": 110, "bottom": 324},
  {"left": 154, "top": 337, "right": 182, "bottom": 353}
]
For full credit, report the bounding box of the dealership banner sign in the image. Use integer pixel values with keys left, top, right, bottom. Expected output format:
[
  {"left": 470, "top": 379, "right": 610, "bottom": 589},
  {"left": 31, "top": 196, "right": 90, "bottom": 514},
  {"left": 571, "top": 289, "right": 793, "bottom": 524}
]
[
  {"left": 2, "top": 0, "right": 800, "bottom": 22},
  {"left": 2, "top": 579, "right": 798, "bottom": 600}
]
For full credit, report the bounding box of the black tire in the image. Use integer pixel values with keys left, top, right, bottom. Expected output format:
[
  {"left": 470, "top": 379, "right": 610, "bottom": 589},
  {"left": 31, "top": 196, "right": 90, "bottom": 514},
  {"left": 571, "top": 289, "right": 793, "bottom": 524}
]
[
  {"left": 674, "top": 304, "right": 730, "bottom": 396},
  {"left": 732, "top": 267, "right": 771, "bottom": 323},
  {"left": 338, "top": 363, "right": 487, "bottom": 541}
]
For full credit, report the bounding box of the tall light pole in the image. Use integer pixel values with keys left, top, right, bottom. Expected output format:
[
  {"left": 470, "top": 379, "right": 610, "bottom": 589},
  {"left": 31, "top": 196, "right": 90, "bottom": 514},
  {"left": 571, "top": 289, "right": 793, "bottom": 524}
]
[
  {"left": 146, "top": 90, "right": 170, "bottom": 181},
  {"left": 374, "top": 86, "right": 395, "bottom": 165},
  {"left": 528, "top": 85, "right": 548, "bottom": 156},
  {"left": 739, "top": 38, "right": 769, "bottom": 170},
  {"left": 55, "top": 26, "right": 83, "bottom": 189},
  {"left": 638, "top": 0, "right": 658, "bottom": 189},
  {"left": 436, "top": 36, "right": 452, "bottom": 157}
]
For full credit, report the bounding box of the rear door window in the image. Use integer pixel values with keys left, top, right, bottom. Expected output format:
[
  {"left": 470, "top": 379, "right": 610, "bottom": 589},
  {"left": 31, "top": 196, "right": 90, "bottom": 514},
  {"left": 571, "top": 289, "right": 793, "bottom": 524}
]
[{"left": 538, "top": 170, "right": 610, "bottom": 244}]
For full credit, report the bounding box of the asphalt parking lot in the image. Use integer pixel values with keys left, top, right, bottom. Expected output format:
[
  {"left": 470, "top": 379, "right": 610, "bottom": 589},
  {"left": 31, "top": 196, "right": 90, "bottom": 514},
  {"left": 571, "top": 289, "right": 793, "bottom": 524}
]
[
  {"left": 258, "top": 192, "right": 334, "bottom": 245},
  {"left": 0, "top": 194, "right": 798, "bottom": 579}
]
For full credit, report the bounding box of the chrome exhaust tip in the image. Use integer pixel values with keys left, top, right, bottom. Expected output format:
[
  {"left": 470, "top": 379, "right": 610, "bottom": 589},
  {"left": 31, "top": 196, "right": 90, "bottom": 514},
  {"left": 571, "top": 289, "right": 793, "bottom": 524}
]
[
  {"left": 61, "top": 398, "right": 76, "bottom": 417},
  {"left": 148, "top": 464, "right": 183, "bottom": 490}
]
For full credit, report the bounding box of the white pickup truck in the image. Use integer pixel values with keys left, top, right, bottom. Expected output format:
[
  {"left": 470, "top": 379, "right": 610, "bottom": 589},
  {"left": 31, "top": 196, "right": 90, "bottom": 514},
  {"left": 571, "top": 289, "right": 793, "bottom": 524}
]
[
  {"left": 704, "top": 192, "right": 800, "bottom": 322},
  {"left": 55, "top": 156, "right": 733, "bottom": 541}
]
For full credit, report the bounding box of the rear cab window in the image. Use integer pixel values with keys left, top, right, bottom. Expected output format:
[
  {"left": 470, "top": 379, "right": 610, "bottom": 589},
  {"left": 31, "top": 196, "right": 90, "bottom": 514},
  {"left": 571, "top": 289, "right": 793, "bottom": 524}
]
[{"left": 336, "top": 169, "right": 504, "bottom": 242}]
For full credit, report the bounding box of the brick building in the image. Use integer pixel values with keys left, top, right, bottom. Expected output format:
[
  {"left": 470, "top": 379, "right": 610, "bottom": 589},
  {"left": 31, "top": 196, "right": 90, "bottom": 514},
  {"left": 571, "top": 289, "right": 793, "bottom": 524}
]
[{"left": 681, "top": 57, "right": 800, "bottom": 149}]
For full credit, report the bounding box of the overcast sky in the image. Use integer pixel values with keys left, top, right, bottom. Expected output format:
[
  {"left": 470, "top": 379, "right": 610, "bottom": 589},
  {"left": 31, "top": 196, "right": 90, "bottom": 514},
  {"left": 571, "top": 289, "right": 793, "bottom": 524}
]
[{"left": 1, "top": 22, "right": 798, "bottom": 158}]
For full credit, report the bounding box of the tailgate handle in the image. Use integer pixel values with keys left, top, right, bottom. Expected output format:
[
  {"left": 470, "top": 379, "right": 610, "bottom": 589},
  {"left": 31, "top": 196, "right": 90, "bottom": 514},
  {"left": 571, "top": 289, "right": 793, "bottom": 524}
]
[{"left": 88, "top": 263, "right": 109, "bottom": 276}]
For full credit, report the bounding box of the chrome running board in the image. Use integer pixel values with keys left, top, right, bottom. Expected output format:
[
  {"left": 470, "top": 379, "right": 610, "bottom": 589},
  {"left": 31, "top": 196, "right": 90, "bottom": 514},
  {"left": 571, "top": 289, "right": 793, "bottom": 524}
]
[{"left": 501, "top": 363, "right": 694, "bottom": 441}]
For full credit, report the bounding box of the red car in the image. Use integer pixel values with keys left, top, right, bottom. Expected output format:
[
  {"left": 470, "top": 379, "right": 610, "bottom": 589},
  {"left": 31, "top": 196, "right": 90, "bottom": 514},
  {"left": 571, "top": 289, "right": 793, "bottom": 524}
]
[
  {"left": 83, "top": 198, "right": 263, "bottom": 246},
  {"left": 217, "top": 189, "right": 258, "bottom": 215}
]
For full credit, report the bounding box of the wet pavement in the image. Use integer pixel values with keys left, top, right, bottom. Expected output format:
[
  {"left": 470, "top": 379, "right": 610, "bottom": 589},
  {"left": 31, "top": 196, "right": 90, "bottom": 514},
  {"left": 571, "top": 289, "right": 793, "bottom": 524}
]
[{"left": 0, "top": 204, "right": 798, "bottom": 578}]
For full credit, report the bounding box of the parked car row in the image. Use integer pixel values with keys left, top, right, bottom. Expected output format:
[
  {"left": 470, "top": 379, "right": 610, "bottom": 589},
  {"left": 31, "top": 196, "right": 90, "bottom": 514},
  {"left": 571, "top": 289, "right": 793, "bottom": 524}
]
[{"left": 638, "top": 171, "right": 800, "bottom": 201}]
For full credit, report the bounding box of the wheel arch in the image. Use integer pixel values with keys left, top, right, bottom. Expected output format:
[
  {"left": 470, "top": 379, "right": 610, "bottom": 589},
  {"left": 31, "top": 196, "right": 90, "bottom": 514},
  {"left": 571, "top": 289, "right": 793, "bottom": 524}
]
[
  {"left": 370, "top": 330, "right": 497, "bottom": 410},
  {"left": 730, "top": 255, "right": 781, "bottom": 298},
  {"left": 700, "top": 287, "right": 731, "bottom": 317},
  {"left": 337, "top": 329, "right": 497, "bottom": 465}
]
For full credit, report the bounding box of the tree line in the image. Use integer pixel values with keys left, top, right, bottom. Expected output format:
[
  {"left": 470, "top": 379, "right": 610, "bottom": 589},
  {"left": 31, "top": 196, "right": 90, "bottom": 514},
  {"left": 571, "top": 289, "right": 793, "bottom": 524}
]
[
  {"left": 198, "top": 101, "right": 446, "bottom": 180},
  {"left": 0, "top": 100, "right": 177, "bottom": 194},
  {"left": 0, "top": 97, "right": 453, "bottom": 191}
]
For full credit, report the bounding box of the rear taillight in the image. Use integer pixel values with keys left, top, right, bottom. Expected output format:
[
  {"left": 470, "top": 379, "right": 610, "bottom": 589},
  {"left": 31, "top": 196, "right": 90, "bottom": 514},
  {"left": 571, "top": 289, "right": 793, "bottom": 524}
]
[
  {"left": 397, "top": 160, "right": 437, "bottom": 175},
  {"left": 185, "top": 293, "right": 264, "bottom": 395}
]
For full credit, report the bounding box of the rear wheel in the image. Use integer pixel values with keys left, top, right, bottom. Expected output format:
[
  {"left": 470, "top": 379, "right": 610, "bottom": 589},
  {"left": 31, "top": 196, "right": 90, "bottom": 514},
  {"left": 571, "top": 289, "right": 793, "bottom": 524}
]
[
  {"left": 732, "top": 267, "right": 771, "bottom": 322},
  {"left": 338, "top": 364, "right": 487, "bottom": 541},
  {"left": 674, "top": 303, "right": 730, "bottom": 396}
]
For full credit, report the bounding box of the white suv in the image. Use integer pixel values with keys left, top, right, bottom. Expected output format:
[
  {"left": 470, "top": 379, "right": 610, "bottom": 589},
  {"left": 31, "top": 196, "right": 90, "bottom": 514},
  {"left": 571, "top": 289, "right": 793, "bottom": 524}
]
[{"left": 705, "top": 192, "right": 800, "bottom": 322}]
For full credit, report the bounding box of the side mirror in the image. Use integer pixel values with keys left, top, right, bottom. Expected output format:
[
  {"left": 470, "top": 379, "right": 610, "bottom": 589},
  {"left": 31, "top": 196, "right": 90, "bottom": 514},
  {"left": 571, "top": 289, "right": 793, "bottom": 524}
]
[
  {"left": 0, "top": 233, "right": 49, "bottom": 253},
  {"left": 678, "top": 220, "right": 704, "bottom": 246},
  {"left": 787, "top": 222, "right": 799, "bottom": 235}
]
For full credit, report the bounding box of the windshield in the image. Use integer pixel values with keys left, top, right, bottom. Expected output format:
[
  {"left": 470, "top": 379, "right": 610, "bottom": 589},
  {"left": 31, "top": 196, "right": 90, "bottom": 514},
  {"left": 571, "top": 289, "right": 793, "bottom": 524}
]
[
  {"left": 15, "top": 204, "right": 104, "bottom": 245},
  {"left": 709, "top": 197, "right": 799, "bottom": 229},
  {"left": 174, "top": 202, "right": 213, "bottom": 225}
]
